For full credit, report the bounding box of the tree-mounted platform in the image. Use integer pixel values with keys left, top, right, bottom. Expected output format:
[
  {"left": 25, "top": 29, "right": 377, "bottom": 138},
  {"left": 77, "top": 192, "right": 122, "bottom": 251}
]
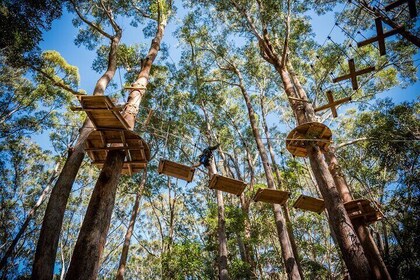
[
  {"left": 344, "top": 199, "right": 383, "bottom": 224},
  {"left": 286, "top": 122, "right": 332, "bottom": 157},
  {"left": 85, "top": 130, "right": 150, "bottom": 175},
  {"left": 333, "top": 59, "right": 375, "bottom": 90},
  {"left": 208, "top": 174, "right": 247, "bottom": 196},
  {"left": 253, "top": 188, "right": 290, "bottom": 205},
  {"left": 71, "top": 95, "right": 130, "bottom": 130},
  {"left": 158, "top": 159, "right": 195, "bottom": 182},
  {"left": 292, "top": 195, "right": 325, "bottom": 214}
]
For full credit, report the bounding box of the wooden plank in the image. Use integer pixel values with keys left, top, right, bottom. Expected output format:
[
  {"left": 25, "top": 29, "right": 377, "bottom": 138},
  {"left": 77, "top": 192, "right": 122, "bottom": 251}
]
[
  {"left": 293, "top": 195, "right": 325, "bottom": 214},
  {"left": 333, "top": 59, "right": 375, "bottom": 90},
  {"left": 326, "top": 91, "right": 337, "bottom": 117},
  {"left": 253, "top": 188, "right": 290, "bottom": 205},
  {"left": 70, "top": 107, "right": 123, "bottom": 112},
  {"left": 358, "top": 18, "right": 404, "bottom": 56},
  {"left": 77, "top": 95, "right": 129, "bottom": 130},
  {"left": 314, "top": 96, "right": 351, "bottom": 114},
  {"left": 209, "top": 174, "right": 246, "bottom": 196},
  {"left": 158, "top": 159, "right": 195, "bottom": 182},
  {"left": 84, "top": 147, "right": 144, "bottom": 151},
  {"left": 93, "top": 160, "right": 147, "bottom": 164},
  {"left": 288, "top": 97, "right": 311, "bottom": 102},
  {"left": 385, "top": 0, "right": 417, "bottom": 18}
]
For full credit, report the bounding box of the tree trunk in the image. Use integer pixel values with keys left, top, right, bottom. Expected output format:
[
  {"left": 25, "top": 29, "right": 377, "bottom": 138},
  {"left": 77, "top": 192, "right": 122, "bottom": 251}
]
[
  {"left": 116, "top": 170, "right": 147, "bottom": 280},
  {"left": 31, "top": 122, "right": 92, "bottom": 280},
  {"left": 275, "top": 63, "right": 374, "bottom": 279},
  {"left": 260, "top": 94, "right": 304, "bottom": 279},
  {"left": 0, "top": 164, "right": 59, "bottom": 272},
  {"left": 31, "top": 33, "right": 121, "bottom": 280},
  {"left": 307, "top": 144, "right": 372, "bottom": 279},
  {"left": 65, "top": 12, "right": 167, "bottom": 279},
  {"left": 199, "top": 103, "right": 230, "bottom": 280},
  {"left": 65, "top": 150, "right": 125, "bottom": 280},
  {"left": 219, "top": 147, "right": 256, "bottom": 278},
  {"left": 208, "top": 159, "right": 229, "bottom": 280},
  {"left": 325, "top": 148, "right": 392, "bottom": 280},
  {"left": 234, "top": 68, "right": 301, "bottom": 279}
]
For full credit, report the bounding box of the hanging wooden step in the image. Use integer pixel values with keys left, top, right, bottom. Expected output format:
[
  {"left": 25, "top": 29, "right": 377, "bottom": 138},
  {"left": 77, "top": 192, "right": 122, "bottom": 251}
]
[
  {"left": 71, "top": 95, "right": 129, "bottom": 130},
  {"left": 314, "top": 91, "right": 351, "bottom": 118},
  {"left": 158, "top": 159, "right": 195, "bottom": 182},
  {"left": 208, "top": 174, "right": 247, "bottom": 196},
  {"left": 385, "top": 0, "right": 417, "bottom": 19},
  {"left": 286, "top": 122, "right": 332, "bottom": 157},
  {"left": 253, "top": 188, "right": 290, "bottom": 205},
  {"left": 293, "top": 195, "right": 325, "bottom": 214},
  {"left": 357, "top": 18, "right": 404, "bottom": 56},
  {"left": 332, "top": 59, "right": 375, "bottom": 90},
  {"left": 344, "top": 199, "right": 383, "bottom": 224},
  {"left": 85, "top": 130, "right": 150, "bottom": 175}
]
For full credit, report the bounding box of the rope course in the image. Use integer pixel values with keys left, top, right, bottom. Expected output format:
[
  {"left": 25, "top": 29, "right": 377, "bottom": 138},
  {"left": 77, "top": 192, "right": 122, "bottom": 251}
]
[{"left": 297, "top": 0, "right": 419, "bottom": 119}]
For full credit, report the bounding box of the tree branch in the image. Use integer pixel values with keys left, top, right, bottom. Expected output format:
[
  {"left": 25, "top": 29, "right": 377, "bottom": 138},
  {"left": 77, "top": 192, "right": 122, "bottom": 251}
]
[{"left": 70, "top": 0, "right": 113, "bottom": 39}]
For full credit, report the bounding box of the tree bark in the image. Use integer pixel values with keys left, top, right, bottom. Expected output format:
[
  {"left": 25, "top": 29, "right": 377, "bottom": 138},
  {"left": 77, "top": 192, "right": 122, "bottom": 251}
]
[
  {"left": 65, "top": 10, "right": 167, "bottom": 279},
  {"left": 199, "top": 103, "right": 230, "bottom": 280},
  {"left": 65, "top": 150, "right": 125, "bottom": 280},
  {"left": 260, "top": 94, "right": 304, "bottom": 279},
  {"left": 307, "top": 144, "right": 372, "bottom": 279},
  {"left": 277, "top": 62, "right": 373, "bottom": 279},
  {"left": 115, "top": 170, "right": 147, "bottom": 280},
  {"left": 208, "top": 160, "right": 229, "bottom": 280},
  {"left": 233, "top": 68, "right": 301, "bottom": 279},
  {"left": 31, "top": 33, "right": 121, "bottom": 280},
  {"left": 325, "top": 148, "right": 392, "bottom": 280},
  {"left": 219, "top": 147, "right": 257, "bottom": 278},
  {"left": 0, "top": 164, "right": 59, "bottom": 272}
]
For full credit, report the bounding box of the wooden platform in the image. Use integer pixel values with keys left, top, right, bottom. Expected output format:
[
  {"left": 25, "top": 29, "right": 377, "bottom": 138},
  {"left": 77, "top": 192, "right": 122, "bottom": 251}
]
[
  {"left": 253, "top": 188, "right": 290, "bottom": 205},
  {"left": 344, "top": 199, "right": 383, "bottom": 224},
  {"left": 293, "top": 195, "right": 325, "bottom": 214},
  {"left": 208, "top": 174, "right": 247, "bottom": 196},
  {"left": 85, "top": 130, "right": 150, "bottom": 175},
  {"left": 158, "top": 159, "right": 195, "bottom": 182},
  {"left": 286, "top": 122, "right": 332, "bottom": 157},
  {"left": 71, "top": 95, "right": 130, "bottom": 130}
]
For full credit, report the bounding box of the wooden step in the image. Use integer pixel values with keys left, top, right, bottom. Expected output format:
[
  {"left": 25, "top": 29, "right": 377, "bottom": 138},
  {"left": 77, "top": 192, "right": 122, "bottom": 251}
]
[
  {"left": 208, "top": 175, "right": 246, "bottom": 196},
  {"left": 293, "top": 195, "right": 325, "bottom": 214},
  {"left": 253, "top": 188, "right": 290, "bottom": 205},
  {"left": 158, "top": 159, "right": 195, "bottom": 182}
]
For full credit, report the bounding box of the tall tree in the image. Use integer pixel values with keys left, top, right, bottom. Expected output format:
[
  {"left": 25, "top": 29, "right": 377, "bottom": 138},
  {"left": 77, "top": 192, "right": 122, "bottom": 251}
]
[
  {"left": 31, "top": 1, "right": 123, "bottom": 278},
  {"left": 65, "top": 1, "right": 172, "bottom": 278}
]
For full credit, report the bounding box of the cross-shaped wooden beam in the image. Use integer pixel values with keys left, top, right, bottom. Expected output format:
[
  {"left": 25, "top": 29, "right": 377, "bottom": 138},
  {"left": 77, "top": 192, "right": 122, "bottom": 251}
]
[
  {"left": 385, "top": 0, "right": 417, "bottom": 19},
  {"left": 357, "top": 18, "right": 404, "bottom": 56},
  {"left": 333, "top": 59, "right": 375, "bottom": 90},
  {"left": 314, "top": 91, "right": 351, "bottom": 118}
]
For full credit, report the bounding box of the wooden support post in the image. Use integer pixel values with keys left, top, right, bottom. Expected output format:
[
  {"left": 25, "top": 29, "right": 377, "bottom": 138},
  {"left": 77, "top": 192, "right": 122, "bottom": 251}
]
[
  {"left": 385, "top": 0, "right": 417, "bottom": 19},
  {"left": 333, "top": 59, "right": 375, "bottom": 90},
  {"left": 314, "top": 91, "right": 351, "bottom": 118},
  {"left": 357, "top": 18, "right": 404, "bottom": 56}
]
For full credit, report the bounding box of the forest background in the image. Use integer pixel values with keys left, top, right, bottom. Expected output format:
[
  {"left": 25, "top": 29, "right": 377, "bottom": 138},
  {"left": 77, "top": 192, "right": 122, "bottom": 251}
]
[{"left": 0, "top": 0, "right": 418, "bottom": 279}]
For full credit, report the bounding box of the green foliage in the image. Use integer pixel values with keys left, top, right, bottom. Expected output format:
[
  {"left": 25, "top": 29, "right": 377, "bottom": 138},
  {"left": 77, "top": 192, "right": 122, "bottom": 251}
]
[{"left": 0, "top": 0, "right": 63, "bottom": 64}]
